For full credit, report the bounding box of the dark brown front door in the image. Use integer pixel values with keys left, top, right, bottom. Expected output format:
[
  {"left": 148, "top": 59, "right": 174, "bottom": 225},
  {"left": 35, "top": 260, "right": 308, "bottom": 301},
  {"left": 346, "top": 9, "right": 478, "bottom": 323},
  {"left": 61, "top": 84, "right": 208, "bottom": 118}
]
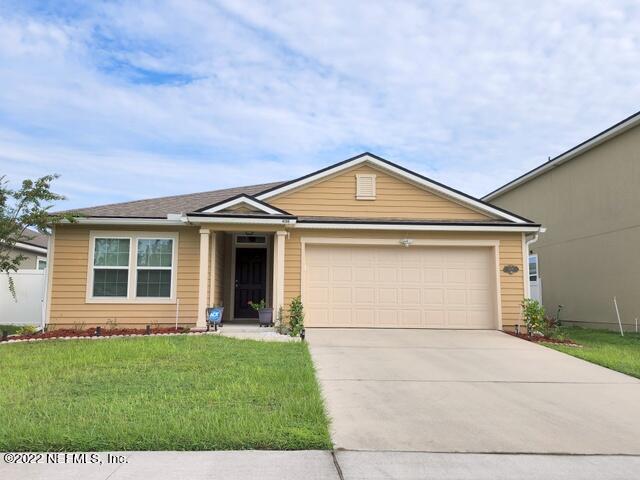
[{"left": 234, "top": 248, "right": 267, "bottom": 318}]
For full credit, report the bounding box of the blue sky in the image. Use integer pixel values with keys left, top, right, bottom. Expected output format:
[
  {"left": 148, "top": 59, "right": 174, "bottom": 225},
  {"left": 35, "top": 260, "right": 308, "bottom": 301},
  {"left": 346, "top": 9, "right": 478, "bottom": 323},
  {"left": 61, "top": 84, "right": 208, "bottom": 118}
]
[{"left": 1, "top": 0, "right": 639, "bottom": 210}]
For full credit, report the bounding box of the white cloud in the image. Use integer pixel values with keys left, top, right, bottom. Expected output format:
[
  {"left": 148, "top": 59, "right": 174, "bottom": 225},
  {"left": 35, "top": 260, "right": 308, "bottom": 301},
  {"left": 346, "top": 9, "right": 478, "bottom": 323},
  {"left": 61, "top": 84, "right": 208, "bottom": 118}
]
[{"left": 1, "top": 0, "right": 640, "bottom": 210}]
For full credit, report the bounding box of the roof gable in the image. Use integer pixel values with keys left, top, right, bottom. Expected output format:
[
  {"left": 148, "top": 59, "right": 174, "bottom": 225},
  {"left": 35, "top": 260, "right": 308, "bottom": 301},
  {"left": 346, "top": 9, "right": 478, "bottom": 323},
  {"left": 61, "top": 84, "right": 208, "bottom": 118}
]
[
  {"left": 197, "top": 194, "right": 291, "bottom": 216},
  {"left": 258, "top": 153, "right": 529, "bottom": 223}
]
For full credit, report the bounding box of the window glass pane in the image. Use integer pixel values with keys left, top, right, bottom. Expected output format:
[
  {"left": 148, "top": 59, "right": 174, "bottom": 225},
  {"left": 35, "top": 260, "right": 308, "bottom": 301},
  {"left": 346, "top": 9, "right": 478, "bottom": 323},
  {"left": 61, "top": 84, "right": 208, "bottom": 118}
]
[
  {"left": 137, "top": 239, "right": 173, "bottom": 267},
  {"left": 93, "top": 269, "right": 128, "bottom": 296},
  {"left": 136, "top": 269, "right": 172, "bottom": 297},
  {"left": 529, "top": 256, "right": 537, "bottom": 281},
  {"left": 37, "top": 259, "right": 47, "bottom": 270},
  {"left": 94, "top": 239, "right": 130, "bottom": 266}
]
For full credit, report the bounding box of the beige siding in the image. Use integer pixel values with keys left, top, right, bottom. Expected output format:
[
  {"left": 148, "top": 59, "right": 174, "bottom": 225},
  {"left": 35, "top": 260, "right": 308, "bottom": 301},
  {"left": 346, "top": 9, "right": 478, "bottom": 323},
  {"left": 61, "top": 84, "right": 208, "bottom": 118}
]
[
  {"left": 49, "top": 225, "right": 200, "bottom": 329},
  {"left": 283, "top": 229, "right": 524, "bottom": 330},
  {"left": 270, "top": 164, "right": 490, "bottom": 220}
]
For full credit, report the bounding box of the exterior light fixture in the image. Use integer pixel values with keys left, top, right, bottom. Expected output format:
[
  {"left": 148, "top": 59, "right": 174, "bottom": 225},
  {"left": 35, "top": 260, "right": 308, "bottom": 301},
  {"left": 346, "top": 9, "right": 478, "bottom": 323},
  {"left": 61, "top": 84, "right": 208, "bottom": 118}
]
[{"left": 399, "top": 239, "right": 413, "bottom": 248}]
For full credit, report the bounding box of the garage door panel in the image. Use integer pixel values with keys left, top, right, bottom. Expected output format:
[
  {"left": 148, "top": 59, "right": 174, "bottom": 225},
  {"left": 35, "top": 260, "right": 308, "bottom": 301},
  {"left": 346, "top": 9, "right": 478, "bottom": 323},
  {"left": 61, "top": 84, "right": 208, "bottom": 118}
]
[{"left": 305, "top": 245, "right": 496, "bottom": 329}]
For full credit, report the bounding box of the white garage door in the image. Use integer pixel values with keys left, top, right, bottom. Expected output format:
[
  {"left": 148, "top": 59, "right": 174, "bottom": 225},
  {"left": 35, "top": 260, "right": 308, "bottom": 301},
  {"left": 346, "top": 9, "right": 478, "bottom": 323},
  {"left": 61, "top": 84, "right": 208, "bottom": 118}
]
[{"left": 304, "top": 244, "right": 497, "bottom": 329}]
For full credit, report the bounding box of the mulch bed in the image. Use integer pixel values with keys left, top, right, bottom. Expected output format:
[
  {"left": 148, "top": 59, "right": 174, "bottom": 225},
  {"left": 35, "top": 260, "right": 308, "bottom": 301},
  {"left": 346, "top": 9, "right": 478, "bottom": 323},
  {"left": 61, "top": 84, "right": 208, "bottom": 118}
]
[
  {"left": 6, "top": 326, "right": 191, "bottom": 342},
  {"left": 506, "top": 331, "right": 581, "bottom": 346}
]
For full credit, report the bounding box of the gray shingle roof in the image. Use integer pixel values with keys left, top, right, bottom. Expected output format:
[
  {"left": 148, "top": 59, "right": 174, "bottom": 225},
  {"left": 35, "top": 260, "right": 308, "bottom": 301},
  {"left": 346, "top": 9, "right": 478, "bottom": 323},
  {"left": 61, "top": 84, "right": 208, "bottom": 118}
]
[
  {"left": 22, "top": 227, "right": 49, "bottom": 249},
  {"left": 62, "top": 182, "right": 284, "bottom": 218}
]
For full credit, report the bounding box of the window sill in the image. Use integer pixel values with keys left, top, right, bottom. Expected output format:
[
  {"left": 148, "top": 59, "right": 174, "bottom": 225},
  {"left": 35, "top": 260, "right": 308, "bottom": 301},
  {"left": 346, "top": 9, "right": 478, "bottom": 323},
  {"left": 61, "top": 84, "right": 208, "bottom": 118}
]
[
  {"left": 355, "top": 196, "right": 376, "bottom": 201},
  {"left": 85, "top": 297, "right": 177, "bottom": 304}
]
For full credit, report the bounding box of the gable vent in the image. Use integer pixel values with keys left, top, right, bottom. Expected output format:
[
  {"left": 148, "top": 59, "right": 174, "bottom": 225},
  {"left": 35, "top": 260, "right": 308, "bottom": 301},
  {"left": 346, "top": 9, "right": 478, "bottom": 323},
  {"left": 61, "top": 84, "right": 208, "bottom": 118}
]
[{"left": 356, "top": 174, "right": 376, "bottom": 200}]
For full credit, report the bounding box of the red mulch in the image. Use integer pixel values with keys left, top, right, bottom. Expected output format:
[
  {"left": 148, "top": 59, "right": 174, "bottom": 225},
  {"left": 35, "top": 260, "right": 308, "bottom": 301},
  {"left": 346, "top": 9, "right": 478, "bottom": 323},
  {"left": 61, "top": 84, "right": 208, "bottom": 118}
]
[
  {"left": 506, "top": 331, "right": 580, "bottom": 346},
  {"left": 8, "top": 326, "right": 190, "bottom": 341}
]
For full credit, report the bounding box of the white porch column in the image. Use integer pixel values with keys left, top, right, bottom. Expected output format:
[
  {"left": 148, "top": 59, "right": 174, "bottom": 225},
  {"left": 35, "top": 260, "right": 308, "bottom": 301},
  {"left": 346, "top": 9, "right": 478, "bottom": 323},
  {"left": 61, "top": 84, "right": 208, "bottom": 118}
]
[
  {"left": 273, "top": 231, "right": 287, "bottom": 319},
  {"left": 208, "top": 232, "right": 217, "bottom": 306},
  {"left": 196, "top": 228, "right": 211, "bottom": 329}
]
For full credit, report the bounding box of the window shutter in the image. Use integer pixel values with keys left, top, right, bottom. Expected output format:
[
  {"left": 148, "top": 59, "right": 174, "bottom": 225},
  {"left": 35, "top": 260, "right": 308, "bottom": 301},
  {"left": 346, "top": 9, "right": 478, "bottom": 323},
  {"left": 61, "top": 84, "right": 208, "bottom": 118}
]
[{"left": 356, "top": 174, "right": 376, "bottom": 200}]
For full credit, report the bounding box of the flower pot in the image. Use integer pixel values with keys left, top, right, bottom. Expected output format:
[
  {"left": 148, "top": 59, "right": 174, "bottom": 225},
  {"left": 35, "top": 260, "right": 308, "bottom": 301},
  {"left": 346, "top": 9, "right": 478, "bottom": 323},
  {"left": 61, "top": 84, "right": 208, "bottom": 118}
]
[{"left": 258, "top": 308, "right": 273, "bottom": 327}]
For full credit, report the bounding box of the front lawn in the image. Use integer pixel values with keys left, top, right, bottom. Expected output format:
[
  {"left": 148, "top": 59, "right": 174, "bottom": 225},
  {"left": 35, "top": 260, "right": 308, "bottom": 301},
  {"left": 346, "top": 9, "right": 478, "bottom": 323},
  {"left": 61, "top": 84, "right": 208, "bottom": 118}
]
[
  {"left": 0, "top": 336, "right": 331, "bottom": 451},
  {"left": 545, "top": 327, "right": 640, "bottom": 379}
]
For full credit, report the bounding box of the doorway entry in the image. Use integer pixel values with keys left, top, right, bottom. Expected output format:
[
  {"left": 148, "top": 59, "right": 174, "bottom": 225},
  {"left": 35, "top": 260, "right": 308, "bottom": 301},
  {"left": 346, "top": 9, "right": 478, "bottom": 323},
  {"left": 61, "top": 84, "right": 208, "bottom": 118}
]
[{"left": 232, "top": 235, "right": 269, "bottom": 320}]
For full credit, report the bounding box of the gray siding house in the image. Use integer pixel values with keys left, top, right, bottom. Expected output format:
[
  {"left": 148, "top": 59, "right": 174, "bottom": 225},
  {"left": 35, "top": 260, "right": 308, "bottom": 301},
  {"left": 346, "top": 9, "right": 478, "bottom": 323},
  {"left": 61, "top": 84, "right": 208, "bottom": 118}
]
[{"left": 484, "top": 111, "right": 640, "bottom": 330}]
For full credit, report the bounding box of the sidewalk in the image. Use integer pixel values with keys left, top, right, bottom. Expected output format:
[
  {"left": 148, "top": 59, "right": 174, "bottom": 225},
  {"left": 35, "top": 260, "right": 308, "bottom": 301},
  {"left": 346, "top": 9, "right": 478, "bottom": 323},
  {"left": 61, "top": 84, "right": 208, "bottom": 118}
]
[{"left": 2, "top": 451, "right": 640, "bottom": 480}]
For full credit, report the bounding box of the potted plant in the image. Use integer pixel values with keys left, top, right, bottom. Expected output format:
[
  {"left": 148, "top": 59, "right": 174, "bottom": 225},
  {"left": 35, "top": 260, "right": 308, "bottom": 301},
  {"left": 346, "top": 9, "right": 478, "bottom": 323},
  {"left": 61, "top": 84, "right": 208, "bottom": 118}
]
[{"left": 248, "top": 299, "right": 273, "bottom": 327}]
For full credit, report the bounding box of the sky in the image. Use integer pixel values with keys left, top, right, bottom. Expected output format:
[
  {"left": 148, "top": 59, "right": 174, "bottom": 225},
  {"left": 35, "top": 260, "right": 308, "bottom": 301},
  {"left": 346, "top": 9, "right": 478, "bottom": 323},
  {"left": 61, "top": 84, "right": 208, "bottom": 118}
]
[{"left": 1, "top": 0, "right": 639, "bottom": 211}]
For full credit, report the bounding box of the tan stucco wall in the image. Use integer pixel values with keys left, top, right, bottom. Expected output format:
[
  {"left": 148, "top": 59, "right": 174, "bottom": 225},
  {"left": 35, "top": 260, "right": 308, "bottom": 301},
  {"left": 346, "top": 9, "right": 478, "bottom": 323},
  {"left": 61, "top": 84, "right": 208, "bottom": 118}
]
[
  {"left": 49, "top": 225, "right": 200, "bottom": 329},
  {"left": 490, "top": 123, "right": 640, "bottom": 329},
  {"left": 282, "top": 229, "right": 525, "bottom": 331},
  {"left": 270, "top": 164, "right": 491, "bottom": 220}
]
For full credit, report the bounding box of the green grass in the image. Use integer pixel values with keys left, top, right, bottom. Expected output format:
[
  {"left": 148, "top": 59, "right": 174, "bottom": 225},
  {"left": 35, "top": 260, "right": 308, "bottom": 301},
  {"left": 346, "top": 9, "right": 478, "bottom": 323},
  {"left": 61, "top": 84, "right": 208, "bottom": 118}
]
[
  {"left": 0, "top": 335, "right": 331, "bottom": 451},
  {"left": 0, "top": 324, "right": 24, "bottom": 335},
  {"left": 545, "top": 327, "right": 640, "bottom": 379}
]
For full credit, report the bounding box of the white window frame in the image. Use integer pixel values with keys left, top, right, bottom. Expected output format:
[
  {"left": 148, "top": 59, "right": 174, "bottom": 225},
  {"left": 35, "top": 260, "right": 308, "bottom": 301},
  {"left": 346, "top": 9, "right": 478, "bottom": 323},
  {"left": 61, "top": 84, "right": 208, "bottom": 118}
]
[
  {"left": 36, "top": 256, "right": 47, "bottom": 270},
  {"left": 528, "top": 254, "right": 538, "bottom": 282},
  {"left": 86, "top": 231, "right": 178, "bottom": 304},
  {"left": 356, "top": 173, "right": 376, "bottom": 200}
]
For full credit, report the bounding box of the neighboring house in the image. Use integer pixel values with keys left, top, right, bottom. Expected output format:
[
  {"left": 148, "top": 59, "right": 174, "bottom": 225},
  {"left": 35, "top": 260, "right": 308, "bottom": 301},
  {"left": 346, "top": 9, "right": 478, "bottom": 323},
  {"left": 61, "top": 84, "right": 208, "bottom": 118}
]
[
  {"left": 1, "top": 228, "right": 49, "bottom": 326},
  {"left": 485, "top": 111, "right": 640, "bottom": 330},
  {"left": 12, "top": 227, "right": 48, "bottom": 269},
  {"left": 46, "top": 153, "right": 540, "bottom": 331}
]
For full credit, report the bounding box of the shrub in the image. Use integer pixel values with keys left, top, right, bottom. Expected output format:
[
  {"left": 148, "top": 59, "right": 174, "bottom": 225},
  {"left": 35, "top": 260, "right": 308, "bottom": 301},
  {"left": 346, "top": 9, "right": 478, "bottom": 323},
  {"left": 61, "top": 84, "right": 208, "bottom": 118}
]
[
  {"left": 288, "top": 296, "right": 304, "bottom": 337},
  {"left": 15, "top": 325, "right": 37, "bottom": 335},
  {"left": 521, "top": 298, "right": 545, "bottom": 335}
]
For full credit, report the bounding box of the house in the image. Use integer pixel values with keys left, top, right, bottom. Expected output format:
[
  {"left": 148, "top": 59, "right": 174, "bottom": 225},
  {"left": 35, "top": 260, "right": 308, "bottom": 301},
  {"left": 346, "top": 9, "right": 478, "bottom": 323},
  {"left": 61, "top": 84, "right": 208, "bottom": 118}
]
[
  {"left": 46, "top": 153, "right": 540, "bottom": 331},
  {"left": 484, "top": 111, "right": 640, "bottom": 330},
  {"left": 11, "top": 227, "right": 48, "bottom": 270},
  {"left": 1, "top": 228, "right": 49, "bottom": 326}
]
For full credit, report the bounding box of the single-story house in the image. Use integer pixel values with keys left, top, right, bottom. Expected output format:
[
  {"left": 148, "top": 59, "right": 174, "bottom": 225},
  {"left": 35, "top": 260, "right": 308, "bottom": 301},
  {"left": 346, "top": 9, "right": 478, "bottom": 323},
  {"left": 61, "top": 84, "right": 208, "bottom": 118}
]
[
  {"left": 46, "top": 153, "right": 540, "bottom": 331},
  {"left": 484, "top": 111, "right": 640, "bottom": 330}
]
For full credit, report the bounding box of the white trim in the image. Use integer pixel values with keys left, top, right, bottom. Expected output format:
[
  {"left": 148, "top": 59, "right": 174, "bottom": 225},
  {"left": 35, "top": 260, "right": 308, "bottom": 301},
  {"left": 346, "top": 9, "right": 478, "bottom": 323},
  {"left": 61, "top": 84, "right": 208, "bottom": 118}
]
[
  {"left": 300, "top": 237, "right": 500, "bottom": 247},
  {"left": 86, "top": 231, "right": 179, "bottom": 304},
  {"left": 299, "top": 236, "right": 502, "bottom": 330},
  {"left": 44, "top": 226, "right": 55, "bottom": 328},
  {"left": 197, "top": 228, "right": 210, "bottom": 328},
  {"left": 484, "top": 114, "right": 640, "bottom": 200},
  {"left": 295, "top": 222, "right": 540, "bottom": 232},
  {"left": 201, "top": 195, "right": 285, "bottom": 215},
  {"left": 256, "top": 154, "right": 526, "bottom": 223},
  {"left": 186, "top": 216, "right": 296, "bottom": 226},
  {"left": 15, "top": 241, "right": 47, "bottom": 255},
  {"left": 36, "top": 256, "right": 47, "bottom": 270}
]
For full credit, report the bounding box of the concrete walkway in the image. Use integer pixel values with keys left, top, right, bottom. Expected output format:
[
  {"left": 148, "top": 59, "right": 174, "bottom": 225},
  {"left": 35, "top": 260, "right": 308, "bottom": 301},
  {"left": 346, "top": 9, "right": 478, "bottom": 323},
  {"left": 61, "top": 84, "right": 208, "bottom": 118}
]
[
  {"left": 307, "top": 329, "right": 640, "bottom": 454},
  {"left": 2, "top": 451, "right": 639, "bottom": 480}
]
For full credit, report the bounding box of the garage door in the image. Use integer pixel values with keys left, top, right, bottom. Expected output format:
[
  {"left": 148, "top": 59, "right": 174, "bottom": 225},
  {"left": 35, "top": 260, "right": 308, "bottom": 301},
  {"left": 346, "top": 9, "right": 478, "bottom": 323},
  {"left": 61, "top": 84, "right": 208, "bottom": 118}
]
[{"left": 304, "top": 244, "right": 497, "bottom": 329}]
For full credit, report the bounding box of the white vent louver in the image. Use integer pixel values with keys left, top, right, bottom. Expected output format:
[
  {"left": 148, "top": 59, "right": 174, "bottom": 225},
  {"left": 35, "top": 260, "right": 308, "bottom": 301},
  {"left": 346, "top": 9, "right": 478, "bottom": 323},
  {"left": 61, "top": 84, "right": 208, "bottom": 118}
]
[{"left": 356, "top": 174, "right": 376, "bottom": 200}]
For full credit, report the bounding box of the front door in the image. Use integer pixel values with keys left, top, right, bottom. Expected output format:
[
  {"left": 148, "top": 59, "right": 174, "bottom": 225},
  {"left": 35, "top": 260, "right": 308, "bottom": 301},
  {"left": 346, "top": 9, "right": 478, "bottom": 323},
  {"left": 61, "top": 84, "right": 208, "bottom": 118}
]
[{"left": 234, "top": 248, "right": 267, "bottom": 318}]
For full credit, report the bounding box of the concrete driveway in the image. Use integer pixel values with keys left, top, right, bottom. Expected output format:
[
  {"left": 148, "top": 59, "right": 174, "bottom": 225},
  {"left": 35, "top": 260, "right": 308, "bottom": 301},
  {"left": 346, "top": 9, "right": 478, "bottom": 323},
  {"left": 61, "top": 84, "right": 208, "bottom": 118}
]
[{"left": 307, "top": 329, "right": 640, "bottom": 454}]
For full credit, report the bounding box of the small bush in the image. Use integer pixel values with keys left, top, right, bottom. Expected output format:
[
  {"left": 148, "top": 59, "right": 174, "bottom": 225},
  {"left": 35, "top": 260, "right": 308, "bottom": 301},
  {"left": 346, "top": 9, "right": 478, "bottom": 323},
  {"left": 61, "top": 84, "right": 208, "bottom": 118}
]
[
  {"left": 521, "top": 298, "right": 545, "bottom": 335},
  {"left": 15, "top": 325, "right": 38, "bottom": 335},
  {"left": 288, "top": 296, "right": 305, "bottom": 337}
]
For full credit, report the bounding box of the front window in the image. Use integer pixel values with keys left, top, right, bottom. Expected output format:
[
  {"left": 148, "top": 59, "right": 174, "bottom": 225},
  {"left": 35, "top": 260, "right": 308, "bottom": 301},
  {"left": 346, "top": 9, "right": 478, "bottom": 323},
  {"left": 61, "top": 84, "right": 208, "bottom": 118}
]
[
  {"left": 92, "top": 238, "right": 130, "bottom": 297},
  {"left": 136, "top": 239, "right": 173, "bottom": 297},
  {"left": 89, "top": 233, "right": 177, "bottom": 302}
]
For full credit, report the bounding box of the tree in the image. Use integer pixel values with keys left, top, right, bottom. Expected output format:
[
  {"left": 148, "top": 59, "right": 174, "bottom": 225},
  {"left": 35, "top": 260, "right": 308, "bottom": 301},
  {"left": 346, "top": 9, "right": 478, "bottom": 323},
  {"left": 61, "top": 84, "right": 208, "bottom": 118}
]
[{"left": 0, "top": 174, "right": 76, "bottom": 298}]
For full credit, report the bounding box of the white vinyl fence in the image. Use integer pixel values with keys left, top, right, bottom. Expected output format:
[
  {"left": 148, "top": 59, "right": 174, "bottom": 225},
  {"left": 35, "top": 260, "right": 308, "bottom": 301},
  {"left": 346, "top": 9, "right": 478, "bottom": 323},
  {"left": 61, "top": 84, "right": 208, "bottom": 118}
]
[{"left": 0, "top": 269, "right": 46, "bottom": 327}]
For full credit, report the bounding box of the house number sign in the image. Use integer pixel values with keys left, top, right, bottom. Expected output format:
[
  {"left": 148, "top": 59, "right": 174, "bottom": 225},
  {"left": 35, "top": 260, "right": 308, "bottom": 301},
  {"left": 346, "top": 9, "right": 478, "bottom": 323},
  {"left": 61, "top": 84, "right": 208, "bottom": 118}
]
[{"left": 502, "top": 265, "right": 519, "bottom": 275}]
